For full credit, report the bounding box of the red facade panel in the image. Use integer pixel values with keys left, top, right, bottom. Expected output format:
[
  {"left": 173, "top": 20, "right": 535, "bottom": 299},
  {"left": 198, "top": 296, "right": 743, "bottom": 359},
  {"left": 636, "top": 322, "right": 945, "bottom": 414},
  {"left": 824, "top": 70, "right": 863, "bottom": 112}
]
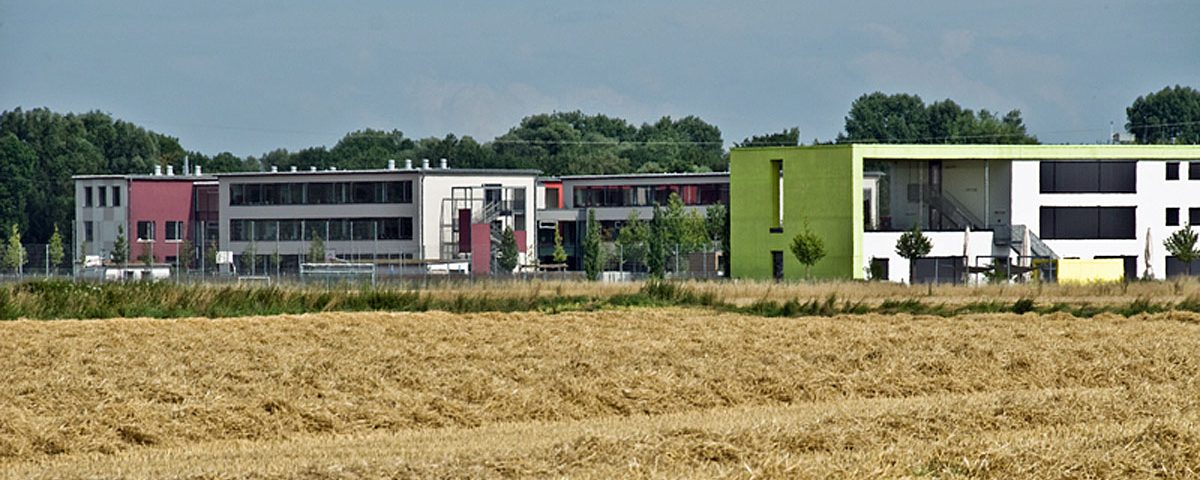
[
  {"left": 128, "top": 179, "right": 196, "bottom": 263},
  {"left": 470, "top": 223, "right": 491, "bottom": 274}
]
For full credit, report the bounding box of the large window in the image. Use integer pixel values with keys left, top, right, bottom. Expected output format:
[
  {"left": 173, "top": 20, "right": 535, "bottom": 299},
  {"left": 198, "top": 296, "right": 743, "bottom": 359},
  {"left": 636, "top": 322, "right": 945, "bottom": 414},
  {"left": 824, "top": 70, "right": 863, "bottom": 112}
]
[
  {"left": 136, "top": 220, "right": 156, "bottom": 241},
  {"left": 1039, "top": 161, "right": 1136, "bottom": 193},
  {"left": 572, "top": 183, "right": 728, "bottom": 208},
  {"left": 1039, "top": 207, "right": 1136, "bottom": 239},
  {"left": 229, "top": 181, "right": 413, "bottom": 206},
  {"left": 84, "top": 221, "right": 94, "bottom": 242},
  {"left": 230, "top": 218, "right": 414, "bottom": 241}
]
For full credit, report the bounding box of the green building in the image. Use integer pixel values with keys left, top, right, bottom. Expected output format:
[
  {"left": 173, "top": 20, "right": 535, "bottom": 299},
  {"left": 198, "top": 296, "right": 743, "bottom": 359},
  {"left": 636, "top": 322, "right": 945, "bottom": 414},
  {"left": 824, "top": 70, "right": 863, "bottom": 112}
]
[{"left": 730, "top": 144, "right": 1200, "bottom": 282}]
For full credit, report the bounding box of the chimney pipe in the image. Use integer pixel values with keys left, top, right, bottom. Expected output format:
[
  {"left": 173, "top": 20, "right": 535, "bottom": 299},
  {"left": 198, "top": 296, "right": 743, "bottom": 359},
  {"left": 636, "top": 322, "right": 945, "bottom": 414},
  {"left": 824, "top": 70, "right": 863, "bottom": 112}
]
[
  {"left": 310, "top": 166, "right": 317, "bottom": 172},
  {"left": 421, "top": 158, "right": 430, "bottom": 170},
  {"left": 153, "top": 165, "right": 162, "bottom": 176},
  {"left": 195, "top": 165, "right": 202, "bottom": 176},
  {"left": 270, "top": 165, "right": 278, "bottom": 173},
  {"left": 439, "top": 158, "right": 448, "bottom": 169},
  {"left": 166, "top": 165, "right": 174, "bottom": 176},
  {"left": 290, "top": 166, "right": 297, "bottom": 172},
  {"left": 330, "top": 166, "right": 337, "bottom": 171},
  {"left": 387, "top": 159, "right": 396, "bottom": 170},
  {"left": 404, "top": 159, "right": 413, "bottom": 170}
]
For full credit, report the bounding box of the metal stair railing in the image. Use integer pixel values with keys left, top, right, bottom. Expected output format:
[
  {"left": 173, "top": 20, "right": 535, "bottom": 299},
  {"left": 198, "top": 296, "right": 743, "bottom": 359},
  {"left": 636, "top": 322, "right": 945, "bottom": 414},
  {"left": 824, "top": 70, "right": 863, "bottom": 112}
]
[
  {"left": 923, "top": 186, "right": 985, "bottom": 230},
  {"left": 1010, "top": 225, "right": 1058, "bottom": 259}
]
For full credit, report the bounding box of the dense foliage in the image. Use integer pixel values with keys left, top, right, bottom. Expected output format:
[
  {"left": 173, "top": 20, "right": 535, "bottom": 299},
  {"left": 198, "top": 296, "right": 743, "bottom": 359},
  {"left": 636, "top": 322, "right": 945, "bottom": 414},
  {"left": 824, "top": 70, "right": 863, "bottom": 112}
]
[
  {"left": 837, "top": 92, "right": 1038, "bottom": 144},
  {"left": 1126, "top": 85, "right": 1200, "bottom": 144}
]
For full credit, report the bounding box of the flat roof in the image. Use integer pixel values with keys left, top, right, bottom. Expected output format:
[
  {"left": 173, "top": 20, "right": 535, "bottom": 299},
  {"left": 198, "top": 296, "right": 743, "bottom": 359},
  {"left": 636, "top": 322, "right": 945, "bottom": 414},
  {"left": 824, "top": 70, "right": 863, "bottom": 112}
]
[
  {"left": 559, "top": 171, "right": 729, "bottom": 181},
  {"left": 215, "top": 168, "right": 542, "bottom": 178},
  {"left": 731, "top": 143, "right": 1200, "bottom": 160},
  {"left": 72, "top": 174, "right": 217, "bottom": 181}
]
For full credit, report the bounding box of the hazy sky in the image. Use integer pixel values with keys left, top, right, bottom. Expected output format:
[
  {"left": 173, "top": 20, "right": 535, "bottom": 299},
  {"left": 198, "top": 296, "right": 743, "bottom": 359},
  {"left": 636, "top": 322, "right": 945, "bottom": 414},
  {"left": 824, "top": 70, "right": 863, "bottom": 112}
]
[{"left": 2, "top": 1, "right": 1196, "bottom": 157}]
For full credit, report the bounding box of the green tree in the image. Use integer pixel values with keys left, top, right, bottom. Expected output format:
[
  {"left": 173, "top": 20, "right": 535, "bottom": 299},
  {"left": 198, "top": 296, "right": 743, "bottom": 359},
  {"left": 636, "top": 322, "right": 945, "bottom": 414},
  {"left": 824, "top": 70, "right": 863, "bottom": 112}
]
[
  {"left": 737, "top": 127, "right": 800, "bottom": 147},
  {"left": 112, "top": 225, "right": 128, "bottom": 264},
  {"left": 790, "top": 227, "right": 826, "bottom": 279},
  {"left": 552, "top": 224, "right": 568, "bottom": 264},
  {"left": 1164, "top": 223, "right": 1200, "bottom": 272},
  {"left": 615, "top": 210, "right": 649, "bottom": 271},
  {"left": 241, "top": 241, "right": 257, "bottom": 274},
  {"left": 647, "top": 204, "right": 667, "bottom": 279},
  {"left": 895, "top": 224, "right": 933, "bottom": 283},
  {"left": 140, "top": 241, "right": 154, "bottom": 266},
  {"left": 3, "top": 224, "right": 26, "bottom": 273},
  {"left": 1126, "top": 85, "right": 1200, "bottom": 144},
  {"left": 204, "top": 240, "right": 218, "bottom": 273},
  {"left": 308, "top": 233, "right": 326, "bottom": 263},
  {"left": 177, "top": 237, "right": 193, "bottom": 270},
  {"left": 497, "top": 226, "right": 519, "bottom": 273},
  {"left": 705, "top": 204, "right": 730, "bottom": 274},
  {"left": 582, "top": 209, "right": 603, "bottom": 281},
  {"left": 48, "top": 224, "right": 65, "bottom": 268},
  {"left": 837, "top": 92, "right": 1036, "bottom": 144}
]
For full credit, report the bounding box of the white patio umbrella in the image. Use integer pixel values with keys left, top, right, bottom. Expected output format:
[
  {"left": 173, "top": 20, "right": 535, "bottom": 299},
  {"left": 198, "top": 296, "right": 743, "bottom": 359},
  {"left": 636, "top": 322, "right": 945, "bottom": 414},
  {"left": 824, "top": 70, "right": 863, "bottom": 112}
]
[
  {"left": 1143, "top": 228, "right": 1154, "bottom": 280},
  {"left": 1021, "top": 227, "right": 1031, "bottom": 267},
  {"left": 963, "top": 226, "right": 971, "bottom": 284}
]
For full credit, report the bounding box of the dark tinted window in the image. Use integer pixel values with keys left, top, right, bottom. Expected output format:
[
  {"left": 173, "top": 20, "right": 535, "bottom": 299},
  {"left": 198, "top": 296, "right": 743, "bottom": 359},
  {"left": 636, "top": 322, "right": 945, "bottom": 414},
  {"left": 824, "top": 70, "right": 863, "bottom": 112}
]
[
  {"left": 1167, "top": 208, "right": 1180, "bottom": 226},
  {"left": 1191, "top": 208, "right": 1200, "bottom": 225},
  {"left": 1040, "top": 161, "right": 1135, "bottom": 193},
  {"left": 1191, "top": 162, "right": 1200, "bottom": 180},
  {"left": 1040, "top": 207, "right": 1136, "bottom": 239}
]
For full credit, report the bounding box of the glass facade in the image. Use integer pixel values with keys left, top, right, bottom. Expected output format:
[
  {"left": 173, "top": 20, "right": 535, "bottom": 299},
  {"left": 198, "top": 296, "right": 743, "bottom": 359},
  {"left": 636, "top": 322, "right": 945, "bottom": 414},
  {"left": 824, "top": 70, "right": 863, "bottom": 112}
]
[
  {"left": 229, "top": 181, "right": 413, "bottom": 206},
  {"left": 230, "top": 217, "right": 414, "bottom": 242},
  {"left": 573, "top": 183, "right": 728, "bottom": 207}
]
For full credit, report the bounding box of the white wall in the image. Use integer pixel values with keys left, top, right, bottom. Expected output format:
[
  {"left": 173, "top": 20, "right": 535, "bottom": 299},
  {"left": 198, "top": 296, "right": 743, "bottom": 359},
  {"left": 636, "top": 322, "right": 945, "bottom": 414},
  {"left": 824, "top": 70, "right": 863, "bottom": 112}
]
[
  {"left": 1010, "top": 160, "right": 1199, "bottom": 278},
  {"left": 419, "top": 173, "right": 537, "bottom": 264},
  {"left": 864, "top": 230, "right": 995, "bottom": 283}
]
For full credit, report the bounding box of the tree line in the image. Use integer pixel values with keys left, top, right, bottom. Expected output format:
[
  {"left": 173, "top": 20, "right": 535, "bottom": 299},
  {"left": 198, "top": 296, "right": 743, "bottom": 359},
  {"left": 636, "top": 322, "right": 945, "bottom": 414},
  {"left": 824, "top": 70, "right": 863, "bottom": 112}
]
[{"left": 2, "top": 85, "right": 1195, "bottom": 246}]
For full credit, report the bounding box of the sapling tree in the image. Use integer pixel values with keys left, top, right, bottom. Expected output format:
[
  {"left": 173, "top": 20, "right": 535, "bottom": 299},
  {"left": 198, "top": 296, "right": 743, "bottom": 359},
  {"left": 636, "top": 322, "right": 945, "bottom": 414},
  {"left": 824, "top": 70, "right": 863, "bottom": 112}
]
[
  {"left": 790, "top": 227, "right": 826, "bottom": 279},
  {"left": 552, "top": 225, "right": 568, "bottom": 264},
  {"left": 1164, "top": 223, "right": 1200, "bottom": 274},
  {"left": 497, "top": 226, "right": 519, "bottom": 273},
  {"left": 582, "top": 209, "right": 603, "bottom": 281},
  {"left": 895, "top": 224, "right": 933, "bottom": 283}
]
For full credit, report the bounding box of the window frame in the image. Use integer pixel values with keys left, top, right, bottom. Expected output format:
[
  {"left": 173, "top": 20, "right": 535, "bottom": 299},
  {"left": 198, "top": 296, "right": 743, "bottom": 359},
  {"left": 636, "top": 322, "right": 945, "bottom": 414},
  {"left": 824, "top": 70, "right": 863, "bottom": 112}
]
[
  {"left": 136, "top": 220, "right": 156, "bottom": 241},
  {"left": 165, "top": 221, "right": 184, "bottom": 242}
]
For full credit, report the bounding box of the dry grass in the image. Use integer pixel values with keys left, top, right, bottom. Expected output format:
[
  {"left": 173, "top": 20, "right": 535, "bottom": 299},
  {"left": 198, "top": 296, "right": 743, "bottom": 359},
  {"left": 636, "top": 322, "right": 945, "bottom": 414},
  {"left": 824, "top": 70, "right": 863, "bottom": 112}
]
[{"left": 3, "top": 307, "right": 1200, "bottom": 477}]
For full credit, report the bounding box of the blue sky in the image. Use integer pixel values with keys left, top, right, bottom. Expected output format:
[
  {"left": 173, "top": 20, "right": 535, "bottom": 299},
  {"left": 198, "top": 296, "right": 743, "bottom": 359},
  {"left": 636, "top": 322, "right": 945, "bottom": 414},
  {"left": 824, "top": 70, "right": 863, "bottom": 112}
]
[{"left": 2, "top": 1, "right": 1196, "bottom": 157}]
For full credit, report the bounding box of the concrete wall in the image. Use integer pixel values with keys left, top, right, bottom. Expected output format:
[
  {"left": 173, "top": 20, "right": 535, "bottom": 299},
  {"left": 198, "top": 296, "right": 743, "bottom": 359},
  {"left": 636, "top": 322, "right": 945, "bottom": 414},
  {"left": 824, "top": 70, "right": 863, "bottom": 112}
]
[{"left": 75, "top": 178, "right": 128, "bottom": 260}]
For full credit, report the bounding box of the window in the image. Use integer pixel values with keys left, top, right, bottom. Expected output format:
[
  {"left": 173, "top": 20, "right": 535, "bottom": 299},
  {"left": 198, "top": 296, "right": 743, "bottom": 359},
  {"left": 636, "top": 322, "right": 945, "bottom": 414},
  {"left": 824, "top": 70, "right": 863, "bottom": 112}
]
[
  {"left": 1191, "top": 162, "right": 1200, "bottom": 180},
  {"left": 84, "top": 221, "right": 94, "bottom": 242},
  {"left": 84, "top": 187, "right": 93, "bottom": 207},
  {"left": 1039, "top": 207, "right": 1136, "bottom": 239},
  {"left": 165, "top": 221, "right": 183, "bottom": 241},
  {"left": 1191, "top": 208, "right": 1200, "bottom": 225},
  {"left": 1039, "top": 161, "right": 1136, "bottom": 193},
  {"left": 1167, "top": 162, "right": 1180, "bottom": 180},
  {"left": 544, "top": 187, "right": 560, "bottom": 208},
  {"left": 136, "top": 220, "right": 156, "bottom": 241},
  {"left": 1167, "top": 208, "right": 1180, "bottom": 226},
  {"left": 98, "top": 186, "right": 108, "bottom": 207},
  {"left": 771, "top": 159, "right": 784, "bottom": 232},
  {"left": 399, "top": 217, "right": 414, "bottom": 240},
  {"left": 112, "top": 186, "right": 121, "bottom": 207}
]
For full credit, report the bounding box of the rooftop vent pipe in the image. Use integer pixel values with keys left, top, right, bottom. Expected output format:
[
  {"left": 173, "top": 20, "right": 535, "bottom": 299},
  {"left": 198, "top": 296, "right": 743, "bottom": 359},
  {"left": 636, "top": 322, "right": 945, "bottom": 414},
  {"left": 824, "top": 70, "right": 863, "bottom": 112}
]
[
  {"left": 421, "top": 158, "right": 430, "bottom": 170},
  {"left": 405, "top": 159, "right": 413, "bottom": 169},
  {"left": 440, "top": 158, "right": 448, "bottom": 169},
  {"left": 290, "top": 166, "right": 297, "bottom": 172},
  {"left": 166, "top": 165, "right": 174, "bottom": 176},
  {"left": 310, "top": 166, "right": 318, "bottom": 172},
  {"left": 387, "top": 159, "right": 396, "bottom": 170},
  {"left": 153, "top": 165, "right": 162, "bottom": 176},
  {"left": 270, "top": 165, "right": 278, "bottom": 173},
  {"left": 195, "top": 165, "right": 202, "bottom": 176}
]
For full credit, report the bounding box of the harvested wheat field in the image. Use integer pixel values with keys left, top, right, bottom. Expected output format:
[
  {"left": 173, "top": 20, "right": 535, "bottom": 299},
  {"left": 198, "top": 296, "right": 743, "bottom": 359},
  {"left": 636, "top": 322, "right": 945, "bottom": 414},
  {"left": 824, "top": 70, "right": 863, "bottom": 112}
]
[{"left": 3, "top": 307, "right": 1200, "bottom": 478}]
